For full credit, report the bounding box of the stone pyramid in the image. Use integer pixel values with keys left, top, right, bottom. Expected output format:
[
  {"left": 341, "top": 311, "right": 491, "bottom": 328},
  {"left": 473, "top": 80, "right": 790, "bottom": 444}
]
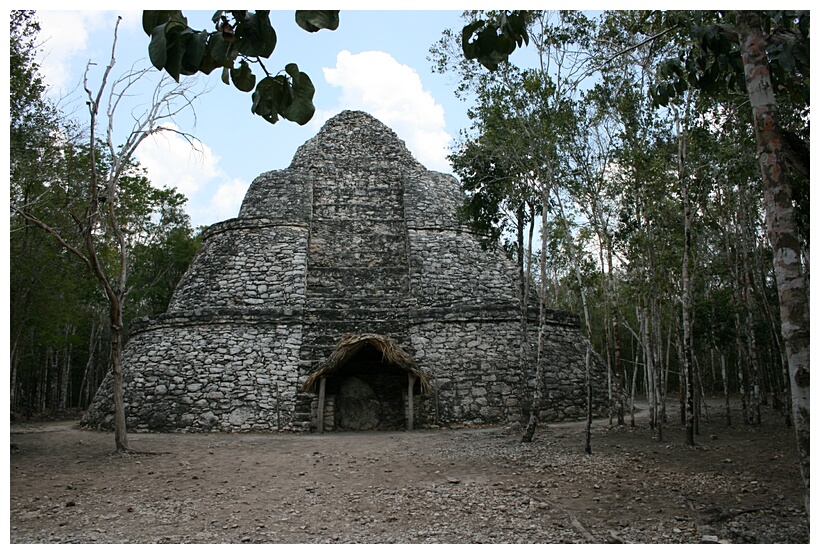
[{"left": 81, "top": 111, "right": 605, "bottom": 433}]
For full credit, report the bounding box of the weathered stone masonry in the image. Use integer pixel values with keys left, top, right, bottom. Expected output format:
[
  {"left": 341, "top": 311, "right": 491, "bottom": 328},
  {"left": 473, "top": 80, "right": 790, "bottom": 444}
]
[{"left": 81, "top": 110, "right": 606, "bottom": 433}]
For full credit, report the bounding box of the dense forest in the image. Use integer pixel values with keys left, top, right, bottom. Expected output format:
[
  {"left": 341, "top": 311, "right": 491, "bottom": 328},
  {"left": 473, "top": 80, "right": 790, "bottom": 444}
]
[
  {"left": 9, "top": 10, "right": 809, "bottom": 507},
  {"left": 9, "top": 11, "right": 202, "bottom": 420},
  {"left": 431, "top": 10, "right": 808, "bottom": 506}
]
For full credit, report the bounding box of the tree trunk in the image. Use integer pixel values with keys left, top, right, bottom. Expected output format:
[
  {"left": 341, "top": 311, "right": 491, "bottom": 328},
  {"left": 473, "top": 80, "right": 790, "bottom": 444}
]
[
  {"left": 606, "top": 236, "right": 624, "bottom": 426},
  {"left": 517, "top": 204, "right": 533, "bottom": 415},
  {"left": 660, "top": 306, "right": 671, "bottom": 429},
  {"left": 641, "top": 306, "right": 657, "bottom": 434},
  {"left": 517, "top": 204, "right": 527, "bottom": 366},
  {"left": 748, "top": 223, "right": 791, "bottom": 423},
  {"left": 738, "top": 200, "right": 763, "bottom": 425},
  {"left": 736, "top": 11, "right": 810, "bottom": 514},
  {"left": 728, "top": 225, "right": 751, "bottom": 425},
  {"left": 552, "top": 187, "right": 595, "bottom": 452},
  {"left": 522, "top": 189, "right": 550, "bottom": 443},
  {"left": 741, "top": 259, "right": 762, "bottom": 425},
  {"left": 49, "top": 348, "right": 59, "bottom": 414},
  {"left": 109, "top": 297, "right": 129, "bottom": 452},
  {"left": 584, "top": 344, "right": 593, "bottom": 454},
  {"left": 59, "top": 325, "right": 73, "bottom": 412},
  {"left": 677, "top": 107, "right": 696, "bottom": 447},
  {"left": 720, "top": 352, "right": 731, "bottom": 427},
  {"left": 596, "top": 238, "right": 614, "bottom": 426},
  {"left": 79, "top": 314, "right": 99, "bottom": 407},
  {"left": 521, "top": 294, "right": 548, "bottom": 443},
  {"left": 629, "top": 345, "right": 639, "bottom": 428},
  {"left": 10, "top": 346, "right": 19, "bottom": 415}
]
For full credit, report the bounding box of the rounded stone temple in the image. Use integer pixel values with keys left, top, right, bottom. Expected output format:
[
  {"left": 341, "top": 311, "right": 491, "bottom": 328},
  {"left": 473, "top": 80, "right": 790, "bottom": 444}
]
[{"left": 81, "top": 110, "right": 606, "bottom": 433}]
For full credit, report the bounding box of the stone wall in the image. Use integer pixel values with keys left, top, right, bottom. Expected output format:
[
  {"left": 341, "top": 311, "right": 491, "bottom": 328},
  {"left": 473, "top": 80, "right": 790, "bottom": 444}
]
[
  {"left": 409, "top": 319, "right": 525, "bottom": 425},
  {"left": 528, "top": 318, "right": 608, "bottom": 422},
  {"left": 84, "top": 316, "right": 305, "bottom": 432},
  {"left": 167, "top": 220, "right": 308, "bottom": 314}
]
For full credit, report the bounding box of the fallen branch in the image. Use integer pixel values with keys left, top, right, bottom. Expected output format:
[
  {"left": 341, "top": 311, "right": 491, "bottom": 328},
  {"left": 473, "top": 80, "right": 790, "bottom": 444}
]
[
  {"left": 512, "top": 488, "right": 602, "bottom": 543},
  {"left": 569, "top": 514, "right": 596, "bottom": 542},
  {"left": 700, "top": 506, "right": 765, "bottom": 524}
]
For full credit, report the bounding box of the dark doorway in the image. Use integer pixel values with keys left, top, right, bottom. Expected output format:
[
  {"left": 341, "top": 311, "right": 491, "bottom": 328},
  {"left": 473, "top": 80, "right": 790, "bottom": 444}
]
[{"left": 325, "top": 343, "right": 407, "bottom": 430}]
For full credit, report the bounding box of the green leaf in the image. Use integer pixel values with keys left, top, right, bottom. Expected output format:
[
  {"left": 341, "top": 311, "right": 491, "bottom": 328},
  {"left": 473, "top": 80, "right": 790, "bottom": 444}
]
[
  {"left": 142, "top": 10, "right": 185, "bottom": 35},
  {"left": 230, "top": 10, "right": 248, "bottom": 22},
  {"left": 250, "top": 65, "right": 316, "bottom": 125},
  {"left": 236, "top": 11, "right": 277, "bottom": 58},
  {"left": 280, "top": 63, "right": 315, "bottom": 125},
  {"left": 181, "top": 30, "right": 208, "bottom": 75},
  {"left": 461, "top": 16, "right": 526, "bottom": 72},
  {"left": 792, "top": 43, "right": 809, "bottom": 67},
  {"left": 477, "top": 25, "right": 499, "bottom": 57},
  {"left": 147, "top": 20, "right": 188, "bottom": 80},
  {"left": 230, "top": 59, "right": 256, "bottom": 92},
  {"left": 200, "top": 32, "right": 232, "bottom": 74},
  {"left": 295, "top": 11, "right": 340, "bottom": 33},
  {"left": 798, "top": 13, "right": 810, "bottom": 37},
  {"left": 251, "top": 76, "right": 281, "bottom": 124},
  {"left": 162, "top": 22, "right": 188, "bottom": 81},
  {"left": 777, "top": 44, "right": 796, "bottom": 73},
  {"left": 725, "top": 71, "right": 736, "bottom": 91},
  {"left": 496, "top": 35, "right": 514, "bottom": 56},
  {"left": 461, "top": 20, "right": 485, "bottom": 60},
  {"left": 197, "top": 36, "right": 220, "bottom": 75},
  {"left": 221, "top": 66, "right": 231, "bottom": 86},
  {"left": 653, "top": 83, "right": 669, "bottom": 107},
  {"left": 505, "top": 12, "right": 529, "bottom": 47},
  {"left": 148, "top": 23, "right": 169, "bottom": 70}
]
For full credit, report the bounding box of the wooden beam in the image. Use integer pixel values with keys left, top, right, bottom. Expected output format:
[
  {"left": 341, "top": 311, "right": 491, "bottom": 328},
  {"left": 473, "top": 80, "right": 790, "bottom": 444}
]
[
  {"left": 317, "top": 377, "right": 326, "bottom": 434},
  {"left": 407, "top": 374, "right": 417, "bottom": 431}
]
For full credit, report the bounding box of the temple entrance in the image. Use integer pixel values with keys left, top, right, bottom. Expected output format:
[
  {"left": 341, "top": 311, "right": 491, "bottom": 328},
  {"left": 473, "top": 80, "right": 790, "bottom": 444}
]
[
  {"left": 332, "top": 344, "right": 407, "bottom": 430},
  {"left": 303, "top": 334, "right": 430, "bottom": 432}
]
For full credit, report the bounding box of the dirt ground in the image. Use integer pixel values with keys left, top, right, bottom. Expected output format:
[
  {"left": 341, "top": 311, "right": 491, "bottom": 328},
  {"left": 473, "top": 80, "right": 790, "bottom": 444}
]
[{"left": 9, "top": 398, "right": 809, "bottom": 544}]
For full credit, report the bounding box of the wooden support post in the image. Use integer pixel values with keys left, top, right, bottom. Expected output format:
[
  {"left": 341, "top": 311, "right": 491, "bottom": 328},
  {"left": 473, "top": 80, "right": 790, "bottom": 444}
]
[
  {"left": 407, "top": 374, "right": 417, "bottom": 431},
  {"left": 317, "top": 377, "right": 326, "bottom": 434}
]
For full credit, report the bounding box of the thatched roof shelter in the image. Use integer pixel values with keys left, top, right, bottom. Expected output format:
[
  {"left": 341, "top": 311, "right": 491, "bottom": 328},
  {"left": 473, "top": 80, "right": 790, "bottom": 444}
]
[{"left": 303, "top": 333, "right": 431, "bottom": 395}]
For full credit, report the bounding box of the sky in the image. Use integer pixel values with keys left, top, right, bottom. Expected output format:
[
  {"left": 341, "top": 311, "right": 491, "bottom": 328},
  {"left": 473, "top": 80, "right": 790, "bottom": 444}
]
[
  {"left": 23, "top": 3, "right": 793, "bottom": 228},
  {"left": 26, "top": 6, "right": 496, "bottom": 229}
]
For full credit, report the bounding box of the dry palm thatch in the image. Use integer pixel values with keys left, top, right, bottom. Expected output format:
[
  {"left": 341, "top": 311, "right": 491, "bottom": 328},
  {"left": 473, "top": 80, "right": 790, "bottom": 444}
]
[{"left": 302, "top": 333, "right": 431, "bottom": 394}]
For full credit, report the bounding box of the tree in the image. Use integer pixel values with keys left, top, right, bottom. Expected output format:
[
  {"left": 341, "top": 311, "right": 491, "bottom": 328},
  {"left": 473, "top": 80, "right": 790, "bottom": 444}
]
[
  {"left": 9, "top": 10, "right": 69, "bottom": 413},
  {"left": 734, "top": 12, "right": 810, "bottom": 514},
  {"left": 143, "top": 10, "right": 339, "bottom": 125},
  {"left": 439, "top": 11, "right": 600, "bottom": 445},
  {"left": 563, "top": 82, "right": 625, "bottom": 426},
  {"left": 648, "top": 8, "right": 810, "bottom": 514},
  {"left": 449, "top": 105, "right": 540, "bottom": 412},
  {"left": 10, "top": 17, "right": 205, "bottom": 452},
  {"left": 444, "top": 14, "right": 807, "bottom": 504}
]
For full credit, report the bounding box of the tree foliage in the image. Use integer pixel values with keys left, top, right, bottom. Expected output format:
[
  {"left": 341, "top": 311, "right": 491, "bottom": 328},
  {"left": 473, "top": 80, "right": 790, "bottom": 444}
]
[
  {"left": 650, "top": 11, "right": 809, "bottom": 109},
  {"left": 9, "top": 12, "right": 201, "bottom": 424},
  {"left": 143, "top": 10, "right": 339, "bottom": 125},
  {"left": 437, "top": 10, "right": 808, "bottom": 462},
  {"left": 460, "top": 10, "right": 530, "bottom": 71}
]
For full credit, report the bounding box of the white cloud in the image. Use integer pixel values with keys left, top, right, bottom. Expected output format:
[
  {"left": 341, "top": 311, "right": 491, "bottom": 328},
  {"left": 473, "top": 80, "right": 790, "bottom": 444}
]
[
  {"left": 31, "top": 10, "right": 246, "bottom": 229},
  {"left": 34, "top": 11, "right": 140, "bottom": 93},
  {"left": 322, "top": 50, "right": 453, "bottom": 172},
  {"left": 207, "top": 178, "right": 251, "bottom": 224},
  {"left": 136, "top": 128, "right": 217, "bottom": 197},
  {"left": 136, "top": 126, "right": 248, "bottom": 228}
]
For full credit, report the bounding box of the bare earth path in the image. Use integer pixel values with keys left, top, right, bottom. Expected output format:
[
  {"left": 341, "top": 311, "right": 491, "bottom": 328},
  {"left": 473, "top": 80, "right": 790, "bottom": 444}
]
[{"left": 10, "top": 399, "right": 808, "bottom": 543}]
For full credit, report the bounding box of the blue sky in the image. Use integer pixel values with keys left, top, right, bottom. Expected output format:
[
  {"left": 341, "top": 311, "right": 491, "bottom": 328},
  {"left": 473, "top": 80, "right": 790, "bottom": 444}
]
[{"left": 30, "top": 7, "right": 498, "bottom": 228}]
